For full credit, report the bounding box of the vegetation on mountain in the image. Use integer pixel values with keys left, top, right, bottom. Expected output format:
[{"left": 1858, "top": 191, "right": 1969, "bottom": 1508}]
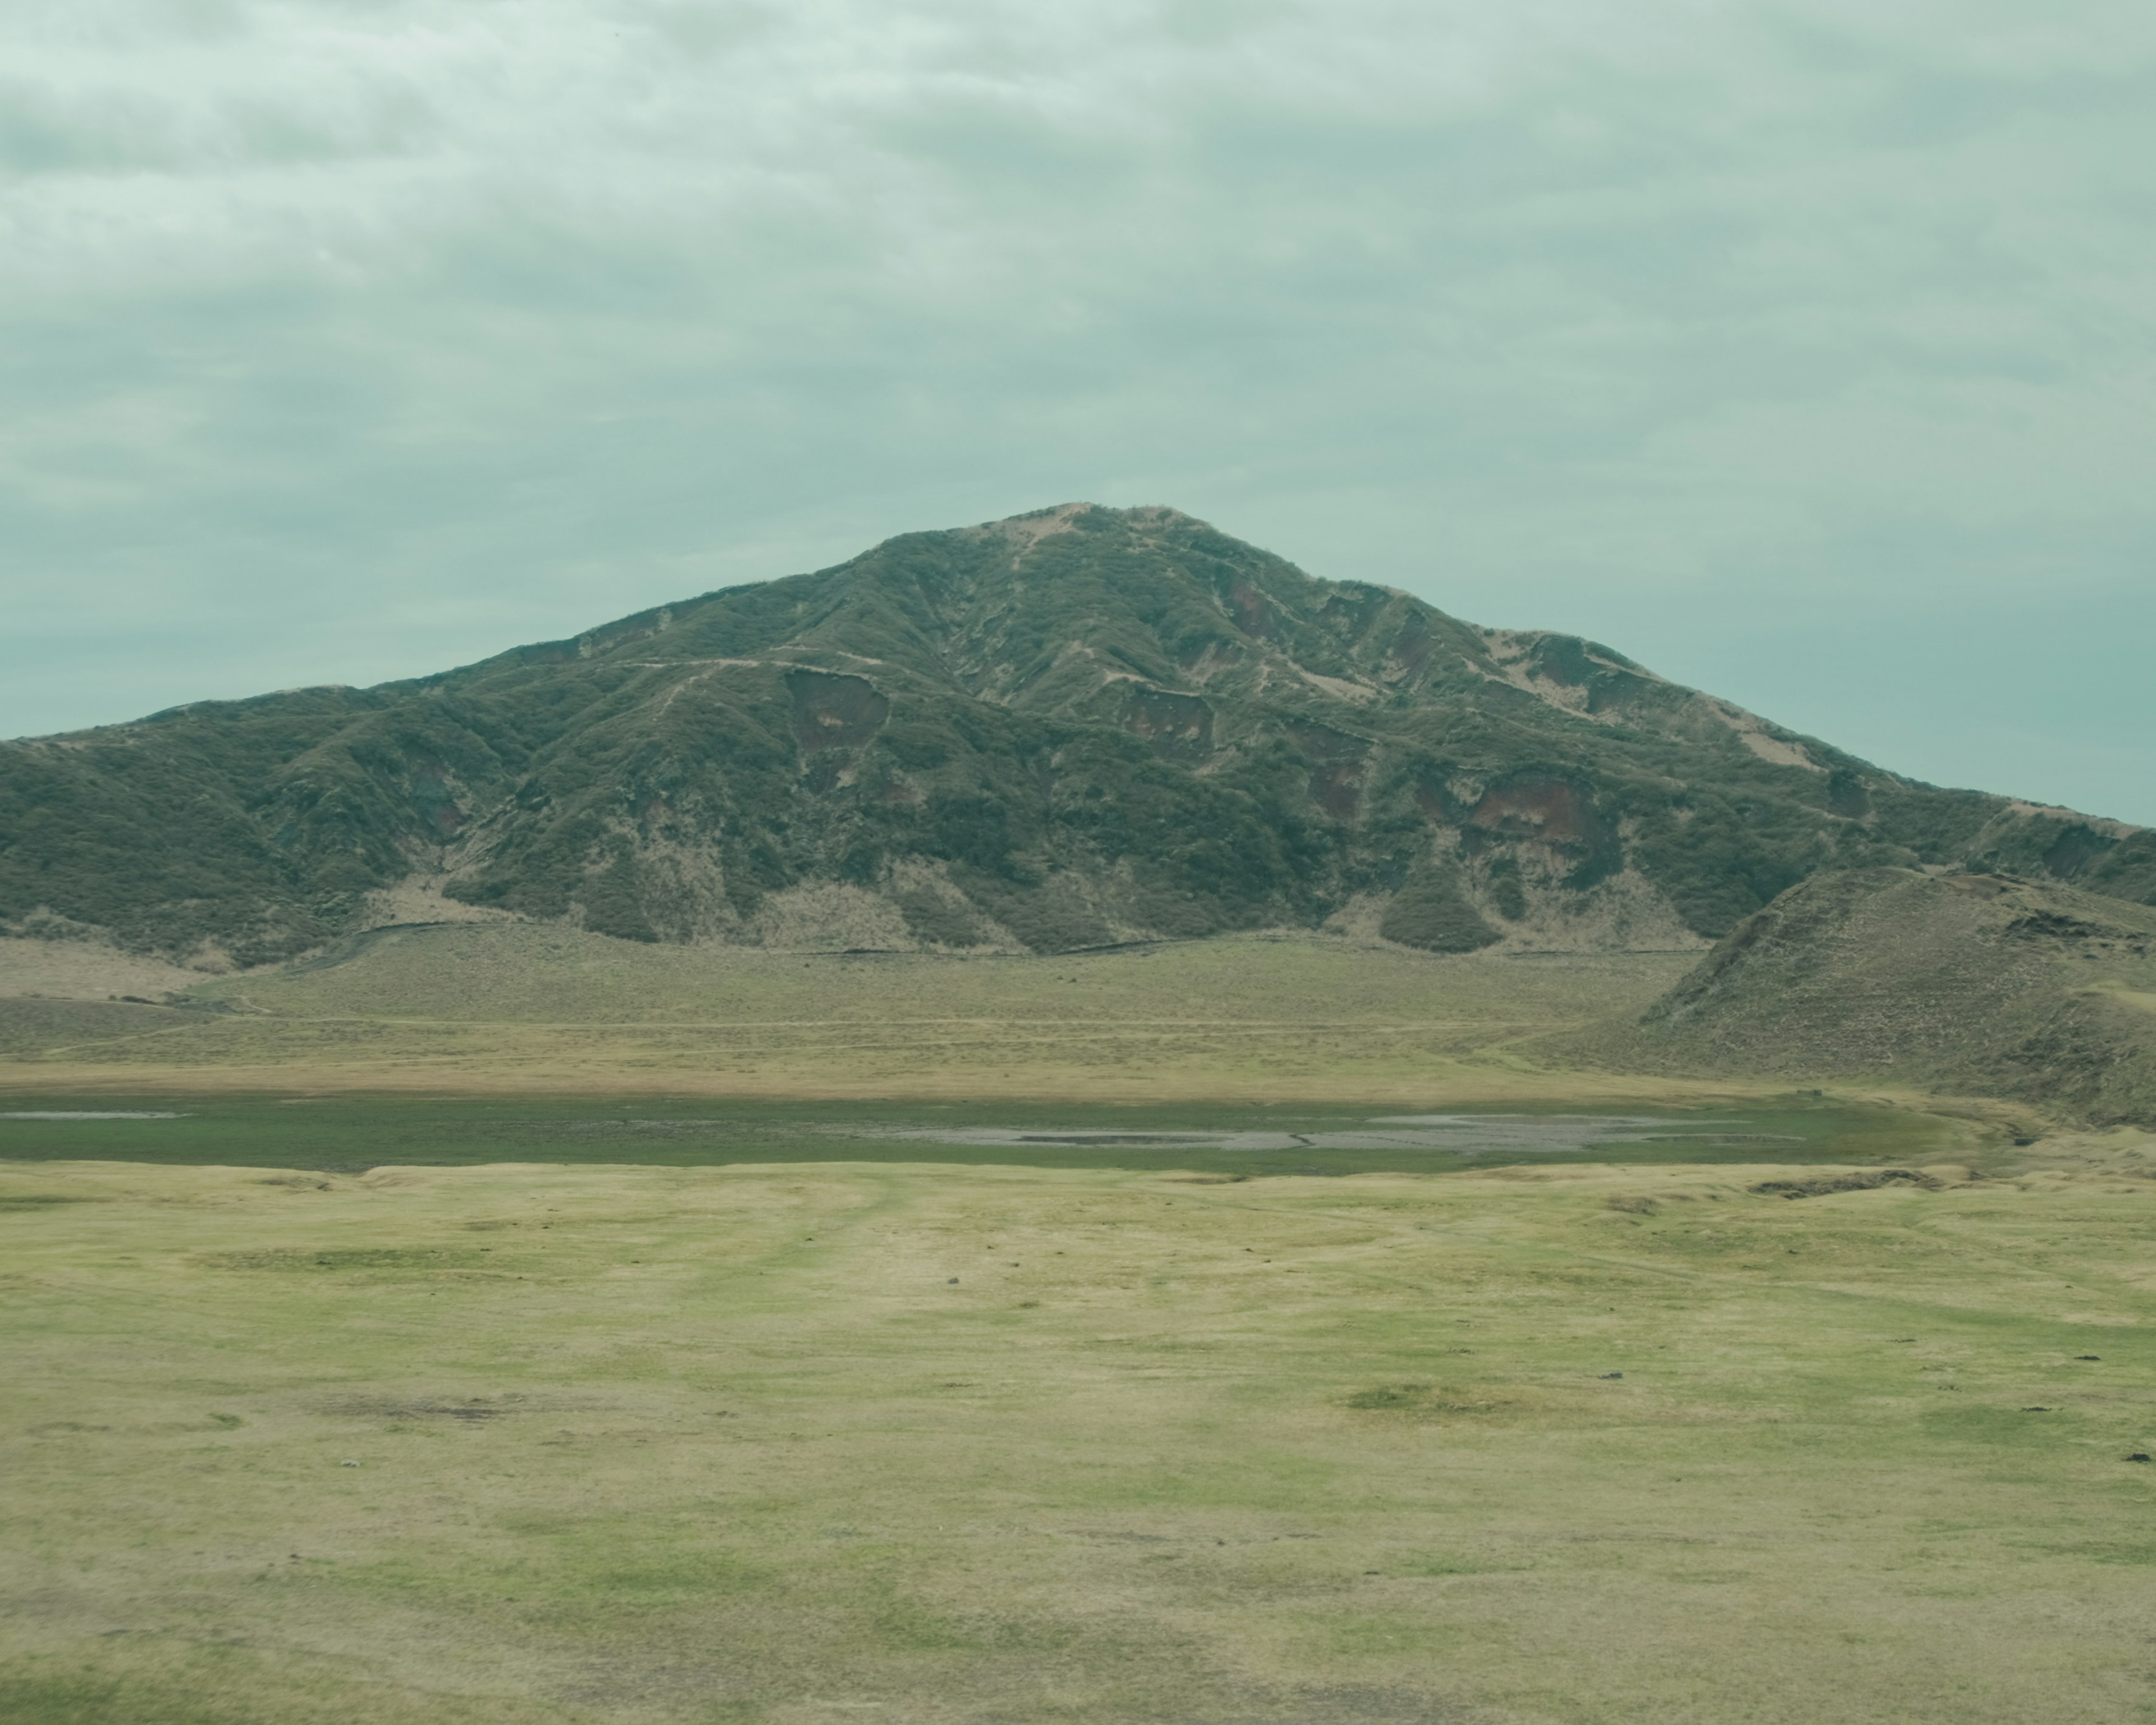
[{"left": 3, "top": 503, "right": 2149, "bottom": 966}]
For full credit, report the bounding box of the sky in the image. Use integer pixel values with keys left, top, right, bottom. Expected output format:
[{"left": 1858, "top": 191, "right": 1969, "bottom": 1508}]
[{"left": 3, "top": 0, "right": 2152, "bottom": 823}]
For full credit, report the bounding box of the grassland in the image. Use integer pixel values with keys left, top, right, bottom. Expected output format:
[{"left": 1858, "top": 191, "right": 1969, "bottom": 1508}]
[
  {"left": 7, "top": 923, "right": 2153, "bottom": 1721},
  {"left": 6, "top": 1147, "right": 2155, "bottom": 1724},
  {"left": 0, "top": 927, "right": 1723, "bottom": 1103}
]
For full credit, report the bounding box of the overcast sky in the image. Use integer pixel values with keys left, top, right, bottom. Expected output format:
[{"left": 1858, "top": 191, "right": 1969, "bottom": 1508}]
[{"left": 4, "top": 0, "right": 2151, "bottom": 821}]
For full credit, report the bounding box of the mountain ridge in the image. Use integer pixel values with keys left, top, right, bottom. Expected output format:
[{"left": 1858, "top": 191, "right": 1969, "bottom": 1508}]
[{"left": 4, "top": 501, "right": 2151, "bottom": 969}]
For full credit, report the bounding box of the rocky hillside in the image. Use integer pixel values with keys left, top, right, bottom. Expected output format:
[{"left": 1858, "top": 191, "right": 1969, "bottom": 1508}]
[
  {"left": 4, "top": 503, "right": 2152, "bottom": 968},
  {"left": 1630, "top": 868, "right": 2156, "bottom": 1126}
]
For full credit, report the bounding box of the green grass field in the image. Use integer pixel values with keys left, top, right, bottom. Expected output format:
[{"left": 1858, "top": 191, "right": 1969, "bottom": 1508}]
[
  {"left": 6, "top": 1137, "right": 2155, "bottom": 1724},
  {"left": 6, "top": 929, "right": 2154, "bottom": 1720}
]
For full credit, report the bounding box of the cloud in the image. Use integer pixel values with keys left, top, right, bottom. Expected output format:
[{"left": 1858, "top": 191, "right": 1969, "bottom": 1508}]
[{"left": 1, "top": 0, "right": 2152, "bottom": 815}]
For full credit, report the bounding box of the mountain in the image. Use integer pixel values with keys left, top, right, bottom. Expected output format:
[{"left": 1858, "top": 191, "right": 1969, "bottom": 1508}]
[
  {"left": 1628, "top": 868, "right": 2156, "bottom": 1127},
  {"left": 4, "top": 502, "right": 2152, "bottom": 969}
]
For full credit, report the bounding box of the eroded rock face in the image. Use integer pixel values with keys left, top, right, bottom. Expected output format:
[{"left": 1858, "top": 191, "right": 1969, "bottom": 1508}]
[
  {"left": 1120, "top": 687, "right": 1213, "bottom": 764},
  {"left": 1284, "top": 722, "right": 1369, "bottom": 822},
  {"left": 3, "top": 503, "right": 2145, "bottom": 962},
  {"left": 1469, "top": 778, "right": 1605, "bottom": 848}
]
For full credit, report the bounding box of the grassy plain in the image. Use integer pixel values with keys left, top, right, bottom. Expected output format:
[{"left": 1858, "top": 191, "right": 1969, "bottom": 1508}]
[
  {"left": 0, "top": 926, "right": 1715, "bottom": 1102},
  {"left": 6, "top": 1148, "right": 2156, "bottom": 1724},
  {"left": 7, "top": 925, "right": 2153, "bottom": 1721}
]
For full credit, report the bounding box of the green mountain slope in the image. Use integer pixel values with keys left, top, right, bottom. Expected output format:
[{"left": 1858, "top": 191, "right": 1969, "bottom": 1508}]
[
  {"left": 4, "top": 503, "right": 2152, "bottom": 966},
  {"left": 1628, "top": 868, "right": 2156, "bottom": 1126}
]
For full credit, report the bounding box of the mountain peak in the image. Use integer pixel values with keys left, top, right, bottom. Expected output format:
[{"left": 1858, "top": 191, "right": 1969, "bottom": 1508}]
[{"left": 4, "top": 509, "right": 2150, "bottom": 968}]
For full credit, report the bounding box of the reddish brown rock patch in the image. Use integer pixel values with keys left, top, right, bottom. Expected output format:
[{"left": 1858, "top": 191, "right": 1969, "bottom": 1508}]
[
  {"left": 1471, "top": 778, "right": 1603, "bottom": 846},
  {"left": 1121, "top": 687, "right": 1213, "bottom": 764}
]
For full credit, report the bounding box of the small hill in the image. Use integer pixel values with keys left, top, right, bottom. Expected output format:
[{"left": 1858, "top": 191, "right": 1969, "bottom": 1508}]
[
  {"left": 1630, "top": 869, "right": 2156, "bottom": 1126},
  {"left": 4, "top": 502, "right": 2152, "bottom": 968}
]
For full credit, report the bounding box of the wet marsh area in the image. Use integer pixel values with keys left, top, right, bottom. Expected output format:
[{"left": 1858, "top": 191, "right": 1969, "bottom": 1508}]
[{"left": 0, "top": 1091, "right": 1956, "bottom": 1179}]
